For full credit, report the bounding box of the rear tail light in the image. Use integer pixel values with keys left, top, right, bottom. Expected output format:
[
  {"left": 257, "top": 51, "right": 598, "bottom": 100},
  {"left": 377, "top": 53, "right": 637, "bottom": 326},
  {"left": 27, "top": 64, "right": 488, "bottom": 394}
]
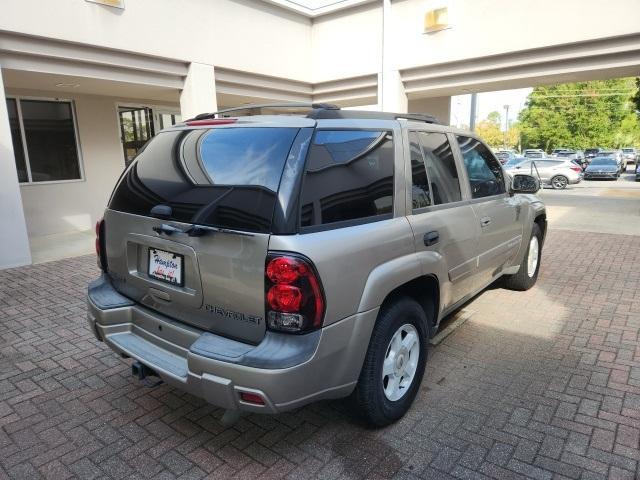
[
  {"left": 265, "top": 253, "right": 325, "bottom": 333},
  {"left": 95, "top": 219, "right": 107, "bottom": 271},
  {"left": 570, "top": 166, "right": 582, "bottom": 173}
]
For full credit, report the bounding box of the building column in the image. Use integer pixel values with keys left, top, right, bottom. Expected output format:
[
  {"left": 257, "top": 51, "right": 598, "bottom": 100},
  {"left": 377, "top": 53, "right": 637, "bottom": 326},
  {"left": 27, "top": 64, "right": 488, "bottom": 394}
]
[
  {"left": 180, "top": 63, "right": 218, "bottom": 120},
  {"left": 408, "top": 96, "right": 452, "bottom": 125},
  {"left": 380, "top": 70, "right": 408, "bottom": 113},
  {"left": 0, "top": 68, "right": 32, "bottom": 269},
  {"left": 380, "top": 0, "right": 407, "bottom": 113}
]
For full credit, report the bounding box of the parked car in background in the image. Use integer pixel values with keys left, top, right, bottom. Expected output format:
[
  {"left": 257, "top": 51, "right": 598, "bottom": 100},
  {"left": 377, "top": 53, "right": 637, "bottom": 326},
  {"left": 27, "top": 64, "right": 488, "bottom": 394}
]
[
  {"left": 583, "top": 157, "right": 620, "bottom": 180},
  {"left": 505, "top": 158, "right": 582, "bottom": 189},
  {"left": 600, "top": 150, "right": 625, "bottom": 172},
  {"left": 551, "top": 149, "right": 587, "bottom": 168},
  {"left": 504, "top": 156, "right": 527, "bottom": 169},
  {"left": 495, "top": 149, "right": 519, "bottom": 164},
  {"left": 636, "top": 162, "right": 640, "bottom": 181},
  {"left": 584, "top": 148, "right": 603, "bottom": 163},
  {"left": 523, "top": 149, "right": 544, "bottom": 158},
  {"left": 86, "top": 104, "right": 546, "bottom": 427},
  {"left": 622, "top": 147, "right": 638, "bottom": 165}
]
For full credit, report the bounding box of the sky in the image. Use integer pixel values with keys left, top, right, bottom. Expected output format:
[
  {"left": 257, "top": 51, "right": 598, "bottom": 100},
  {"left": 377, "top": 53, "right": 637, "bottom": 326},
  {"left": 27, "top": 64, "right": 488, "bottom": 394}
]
[{"left": 450, "top": 87, "right": 533, "bottom": 129}]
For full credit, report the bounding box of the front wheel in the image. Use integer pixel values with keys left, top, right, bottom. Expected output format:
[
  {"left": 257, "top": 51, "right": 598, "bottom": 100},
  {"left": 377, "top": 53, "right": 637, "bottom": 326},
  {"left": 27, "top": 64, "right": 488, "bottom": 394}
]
[
  {"left": 551, "top": 175, "right": 568, "bottom": 189},
  {"left": 503, "top": 223, "right": 542, "bottom": 291},
  {"left": 351, "top": 298, "right": 430, "bottom": 427}
]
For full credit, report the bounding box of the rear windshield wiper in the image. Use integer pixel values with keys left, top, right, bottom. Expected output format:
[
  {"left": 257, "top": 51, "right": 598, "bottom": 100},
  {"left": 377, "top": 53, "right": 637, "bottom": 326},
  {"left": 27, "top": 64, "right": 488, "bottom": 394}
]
[{"left": 152, "top": 223, "right": 254, "bottom": 237}]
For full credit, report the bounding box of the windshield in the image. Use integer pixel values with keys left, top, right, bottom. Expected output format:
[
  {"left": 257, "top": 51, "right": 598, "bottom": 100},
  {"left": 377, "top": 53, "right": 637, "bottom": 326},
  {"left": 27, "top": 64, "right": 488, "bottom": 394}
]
[
  {"left": 585, "top": 149, "right": 599, "bottom": 154},
  {"left": 505, "top": 157, "right": 525, "bottom": 167},
  {"left": 622, "top": 148, "right": 635, "bottom": 153},
  {"left": 590, "top": 158, "right": 617, "bottom": 166}
]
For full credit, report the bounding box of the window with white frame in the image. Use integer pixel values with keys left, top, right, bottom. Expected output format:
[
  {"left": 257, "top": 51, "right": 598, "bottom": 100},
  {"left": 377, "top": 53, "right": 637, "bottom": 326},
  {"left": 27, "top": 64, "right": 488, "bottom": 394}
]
[{"left": 6, "top": 98, "right": 82, "bottom": 183}]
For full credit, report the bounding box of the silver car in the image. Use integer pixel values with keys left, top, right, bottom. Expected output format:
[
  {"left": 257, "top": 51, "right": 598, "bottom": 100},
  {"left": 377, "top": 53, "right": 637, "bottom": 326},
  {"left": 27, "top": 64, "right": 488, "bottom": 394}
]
[
  {"left": 87, "top": 104, "right": 546, "bottom": 426},
  {"left": 506, "top": 158, "right": 582, "bottom": 189}
]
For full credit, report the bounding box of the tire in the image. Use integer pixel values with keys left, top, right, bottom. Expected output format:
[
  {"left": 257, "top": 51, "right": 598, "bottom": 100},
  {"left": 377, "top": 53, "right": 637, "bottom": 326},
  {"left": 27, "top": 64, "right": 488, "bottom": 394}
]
[
  {"left": 351, "top": 297, "right": 430, "bottom": 427},
  {"left": 551, "top": 175, "right": 568, "bottom": 189},
  {"left": 503, "top": 223, "right": 542, "bottom": 291}
]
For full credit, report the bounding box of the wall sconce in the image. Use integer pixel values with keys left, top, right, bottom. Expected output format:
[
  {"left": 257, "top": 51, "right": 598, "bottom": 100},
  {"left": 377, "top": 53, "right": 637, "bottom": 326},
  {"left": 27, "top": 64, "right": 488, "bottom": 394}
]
[{"left": 424, "top": 7, "right": 449, "bottom": 33}]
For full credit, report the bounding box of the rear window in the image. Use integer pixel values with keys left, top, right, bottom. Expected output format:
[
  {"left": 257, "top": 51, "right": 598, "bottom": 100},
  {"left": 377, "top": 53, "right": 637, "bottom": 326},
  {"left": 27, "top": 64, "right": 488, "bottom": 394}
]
[
  {"left": 299, "top": 130, "right": 394, "bottom": 230},
  {"left": 108, "top": 128, "right": 299, "bottom": 233}
]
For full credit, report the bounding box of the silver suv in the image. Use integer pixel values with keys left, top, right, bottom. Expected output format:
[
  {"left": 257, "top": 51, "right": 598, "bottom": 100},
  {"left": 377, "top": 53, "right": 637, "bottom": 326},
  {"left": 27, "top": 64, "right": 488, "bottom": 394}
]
[{"left": 87, "top": 104, "right": 546, "bottom": 426}]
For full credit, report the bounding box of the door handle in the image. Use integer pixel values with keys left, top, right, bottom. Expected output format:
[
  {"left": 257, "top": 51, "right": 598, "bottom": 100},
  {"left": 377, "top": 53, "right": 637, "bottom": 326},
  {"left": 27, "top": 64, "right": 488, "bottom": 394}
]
[
  {"left": 423, "top": 231, "right": 439, "bottom": 247},
  {"left": 480, "top": 216, "right": 492, "bottom": 227}
]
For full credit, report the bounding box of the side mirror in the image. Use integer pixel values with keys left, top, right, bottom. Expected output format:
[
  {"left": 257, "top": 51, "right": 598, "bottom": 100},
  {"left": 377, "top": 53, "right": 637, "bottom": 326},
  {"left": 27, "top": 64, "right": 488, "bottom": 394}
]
[{"left": 511, "top": 174, "right": 540, "bottom": 193}]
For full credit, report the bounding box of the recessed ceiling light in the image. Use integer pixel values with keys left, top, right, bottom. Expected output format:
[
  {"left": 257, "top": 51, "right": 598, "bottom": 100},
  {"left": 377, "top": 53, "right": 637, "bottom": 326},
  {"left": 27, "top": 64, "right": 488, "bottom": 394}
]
[{"left": 55, "top": 83, "right": 80, "bottom": 88}]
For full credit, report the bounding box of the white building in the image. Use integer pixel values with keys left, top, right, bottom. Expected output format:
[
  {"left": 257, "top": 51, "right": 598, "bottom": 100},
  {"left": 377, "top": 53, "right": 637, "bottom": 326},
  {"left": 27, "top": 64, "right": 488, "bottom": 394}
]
[{"left": 1, "top": 0, "right": 639, "bottom": 268}]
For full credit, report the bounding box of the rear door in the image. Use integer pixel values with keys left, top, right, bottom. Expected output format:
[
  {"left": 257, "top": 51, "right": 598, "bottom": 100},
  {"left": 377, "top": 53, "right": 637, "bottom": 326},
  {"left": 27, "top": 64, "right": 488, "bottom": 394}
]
[
  {"left": 104, "top": 119, "right": 314, "bottom": 344},
  {"left": 454, "top": 135, "right": 524, "bottom": 288},
  {"left": 405, "top": 129, "right": 480, "bottom": 308}
]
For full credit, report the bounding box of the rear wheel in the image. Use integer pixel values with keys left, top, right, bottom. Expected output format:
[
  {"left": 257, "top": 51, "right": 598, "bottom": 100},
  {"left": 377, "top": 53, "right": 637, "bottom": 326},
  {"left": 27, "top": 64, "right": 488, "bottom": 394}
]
[
  {"left": 551, "top": 175, "right": 568, "bottom": 189},
  {"left": 503, "top": 223, "right": 542, "bottom": 291},
  {"left": 352, "top": 297, "right": 430, "bottom": 427}
]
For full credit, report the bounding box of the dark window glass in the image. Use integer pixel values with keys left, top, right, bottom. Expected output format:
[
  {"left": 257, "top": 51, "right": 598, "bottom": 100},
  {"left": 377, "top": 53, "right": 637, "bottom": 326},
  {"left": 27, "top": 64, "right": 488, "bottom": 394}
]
[
  {"left": 416, "top": 132, "right": 462, "bottom": 204},
  {"left": 456, "top": 136, "right": 506, "bottom": 199},
  {"left": 20, "top": 100, "right": 80, "bottom": 182},
  {"left": 6, "top": 99, "right": 28, "bottom": 182},
  {"left": 199, "top": 128, "right": 298, "bottom": 191},
  {"left": 118, "top": 106, "right": 154, "bottom": 166},
  {"left": 109, "top": 128, "right": 299, "bottom": 233},
  {"left": 409, "top": 132, "right": 431, "bottom": 209},
  {"left": 300, "top": 130, "right": 394, "bottom": 228}
]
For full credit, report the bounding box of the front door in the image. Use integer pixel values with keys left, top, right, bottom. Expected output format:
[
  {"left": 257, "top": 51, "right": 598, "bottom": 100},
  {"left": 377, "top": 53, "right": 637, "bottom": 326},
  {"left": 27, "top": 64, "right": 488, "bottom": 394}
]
[{"left": 455, "top": 135, "right": 523, "bottom": 287}]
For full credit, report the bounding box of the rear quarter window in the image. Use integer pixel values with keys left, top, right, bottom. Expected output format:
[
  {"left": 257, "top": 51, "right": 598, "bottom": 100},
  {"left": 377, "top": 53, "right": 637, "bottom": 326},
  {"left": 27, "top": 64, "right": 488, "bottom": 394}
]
[{"left": 299, "top": 130, "right": 394, "bottom": 230}]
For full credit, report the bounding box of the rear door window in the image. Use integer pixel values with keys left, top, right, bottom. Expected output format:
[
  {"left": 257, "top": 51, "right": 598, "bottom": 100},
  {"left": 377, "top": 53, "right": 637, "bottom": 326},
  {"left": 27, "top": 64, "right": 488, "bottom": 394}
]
[
  {"left": 109, "top": 128, "right": 299, "bottom": 233},
  {"left": 416, "top": 132, "right": 462, "bottom": 204},
  {"left": 299, "top": 130, "right": 394, "bottom": 229}
]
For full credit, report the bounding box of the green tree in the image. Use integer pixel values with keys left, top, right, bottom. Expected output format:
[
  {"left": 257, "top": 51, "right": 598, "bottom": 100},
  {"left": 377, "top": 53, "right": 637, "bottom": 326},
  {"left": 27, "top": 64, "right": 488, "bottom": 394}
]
[{"left": 518, "top": 78, "right": 638, "bottom": 151}]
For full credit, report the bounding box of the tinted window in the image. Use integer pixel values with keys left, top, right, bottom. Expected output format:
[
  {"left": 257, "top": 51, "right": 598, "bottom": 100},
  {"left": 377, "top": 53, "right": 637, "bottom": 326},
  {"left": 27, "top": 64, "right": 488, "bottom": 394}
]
[
  {"left": 416, "top": 132, "right": 462, "bottom": 204},
  {"left": 20, "top": 100, "right": 81, "bottom": 182},
  {"left": 300, "top": 130, "right": 394, "bottom": 228},
  {"left": 6, "top": 99, "right": 28, "bottom": 182},
  {"left": 199, "top": 128, "right": 298, "bottom": 191},
  {"left": 457, "top": 136, "right": 506, "bottom": 199},
  {"left": 109, "top": 128, "right": 299, "bottom": 233},
  {"left": 409, "top": 132, "right": 431, "bottom": 209}
]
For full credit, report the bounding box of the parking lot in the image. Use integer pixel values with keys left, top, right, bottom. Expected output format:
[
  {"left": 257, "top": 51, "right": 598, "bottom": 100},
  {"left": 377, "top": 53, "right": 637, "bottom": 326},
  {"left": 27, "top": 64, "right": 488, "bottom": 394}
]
[{"left": 1, "top": 179, "right": 640, "bottom": 480}]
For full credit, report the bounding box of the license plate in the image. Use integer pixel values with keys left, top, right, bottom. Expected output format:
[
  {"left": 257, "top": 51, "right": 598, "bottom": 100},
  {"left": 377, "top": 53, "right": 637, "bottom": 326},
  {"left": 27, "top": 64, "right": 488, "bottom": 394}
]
[{"left": 148, "top": 248, "right": 183, "bottom": 286}]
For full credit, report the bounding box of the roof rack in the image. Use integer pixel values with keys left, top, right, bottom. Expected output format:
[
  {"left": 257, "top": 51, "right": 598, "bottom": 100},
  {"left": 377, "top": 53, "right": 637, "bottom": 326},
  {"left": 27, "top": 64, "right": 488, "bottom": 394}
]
[
  {"left": 187, "top": 102, "right": 441, "bottom": 125},
  {"left": 189, "top": 103, "right": 340, "bottom": 121}
]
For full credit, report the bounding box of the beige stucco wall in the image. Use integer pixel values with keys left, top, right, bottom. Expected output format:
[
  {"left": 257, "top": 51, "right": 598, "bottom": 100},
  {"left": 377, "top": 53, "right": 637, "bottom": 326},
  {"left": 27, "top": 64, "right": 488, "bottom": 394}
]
[
  {"left": 390, "top": 0, "right": 640, "bottom": 70},
  {"left": 9, "top": 88, "right": 178, "bottom": 238},
  {"left": 0, "top": 0, "right": 312, "bottom": 81},
  {"left": 311, "top": 3, "right": 382, "bottom": 82}
]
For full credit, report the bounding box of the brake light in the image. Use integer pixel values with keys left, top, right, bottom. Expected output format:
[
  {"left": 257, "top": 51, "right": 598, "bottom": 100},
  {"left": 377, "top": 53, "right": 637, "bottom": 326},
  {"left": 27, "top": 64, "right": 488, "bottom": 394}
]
[
  {"left": 570, "top": 165, "right": 582, "bottom": 173},
  {"left": 239, "top": 392, "right": 265, "bottom": 405},
  {"left": 265, "top": 253, "right": 325, "bottom": 333},
  {"left": 185, "top": 118, "right": 237, "bottom": 126},
  {"left": 95, "top": 219, "right": 107, "bottom": 271}
]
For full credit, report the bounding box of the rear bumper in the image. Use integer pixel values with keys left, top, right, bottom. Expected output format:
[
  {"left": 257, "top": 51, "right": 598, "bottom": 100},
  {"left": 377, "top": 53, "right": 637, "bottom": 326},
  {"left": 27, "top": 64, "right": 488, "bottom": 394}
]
[{"left": 87, "top": 275, "right": 377, "bottom": 413}]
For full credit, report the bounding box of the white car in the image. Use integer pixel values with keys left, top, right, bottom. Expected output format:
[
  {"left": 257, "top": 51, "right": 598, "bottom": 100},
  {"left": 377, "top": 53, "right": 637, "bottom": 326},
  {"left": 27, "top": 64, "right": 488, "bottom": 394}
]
[{"left": 505, "top": 158, "right": 582, "bottom": 189}]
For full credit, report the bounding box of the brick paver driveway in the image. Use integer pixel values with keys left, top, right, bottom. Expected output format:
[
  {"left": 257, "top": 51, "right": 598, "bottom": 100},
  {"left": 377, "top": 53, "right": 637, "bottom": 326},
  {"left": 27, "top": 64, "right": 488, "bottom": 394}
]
[{"left": 1, "top": 229, "right": 640, "bottom": 480}]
